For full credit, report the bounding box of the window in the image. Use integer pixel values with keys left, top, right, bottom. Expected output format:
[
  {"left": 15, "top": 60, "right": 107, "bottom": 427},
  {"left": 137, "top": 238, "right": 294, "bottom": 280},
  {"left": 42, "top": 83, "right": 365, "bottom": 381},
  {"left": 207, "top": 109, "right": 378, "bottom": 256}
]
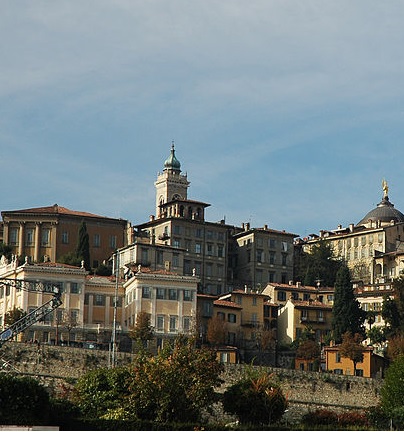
[
  {"left": 157, "top": 250, "right": 163, "bottom": 265},
  {"left": 62, "top": 231, "right": 69, "bottom": 244},
  {"left": 217, "top": 312, "right": 225, "bottom": 321},
  {"left": 194, "top": 261, "right": 202, "bottom": 275},
  {"left": 169, "top": 316, "right": 177, "bottom": 332},
  {"left": 268, "top": 271, "right": 275, "bottom": 283},
  {"left": 206, "top": 263, "right": 213, "bottom": 276},
  {"left": 173, "top": 238, "right": 181, "bottom": 248},
  {"left": 269, "top": 238, "right": 276, "bottom": 249},
  {"left": 109, "top": 235, "right": 117, "bottom": 249},
  {"left": 184, "top": 260, "right": 192, "bottom": 275},
  {"left": 195, "top": 228, "right": 203, "bottom": 238},
  {"left": 183, "top": 289, "right": 192, "bottom": 301},
  {"left": 141, "top": 248, "right": 149, "bottom": 265},
  {"left": 169, "top": 289, "right": 177, "bottom": 300},
  {"left": 173, "top": 225, "right": 181, "bottom": 235},
  {"left": 228, "top": 313, "right": 237, "bottom": 323},
  {"left": 282, "top": 253, "right": 287, "bottom": 266},
  {"left": 334, "top": 368, "right": 343, "bottom": 375},
  {"left": 318, "top": 310, "right": 324, "bottom": 322},
  {"left": 142, "top": 286, "right": 151, "bottom": 299},
  {"left": 252, "top": 296, "right": 257, "bottom": 306},
  {"left": 156, "top": 315, "right": 164, "bottom": 331},
  {"left": 336, "top": 352, "right": 341, "bottom": 363},
  {"left": 94, "top": 234, "right": 100, "bottom": 247},
  {"left": 41, "top": 228, "right": 50, "bottom": 246},
  {"left": 70, "top": 309, "right": 79, "bottom": 322},
  {"left": 9, "top": 228, "right": 19, "bottom": 245},
  {"left": 217, "top": 264, "right": 224, "bottom": 277},
  {"left": 303, "top": 293, "right": 310, "bottom": 301},
  {"left": 277, "top": 291, "right": 286, "bottom": 301},
  {"left": 269, "top": 252, "right": 275, "bottom": 265},
  {"left": 218, "top": 244, "right": 224, "bottom": 257},
  {"left": 256, "top": 249, "right": 263, "bottom": 262},
  {"left": 172, "top": 253, "right": 179, "bottom": 267},
  {"left": 218, "top": 232, "right": 224, "bottom": 241},
  {"left": 183, "top": 316, "right": 191, "bottom": 331},
  {"left": 251, "top": 313, "right": 258, "bottom": 326},
  {"left": 94, "top": 295, "right": 105, "bottom": 306},
  {"left": 206, "top": 243, "right": 214, "bottom": 256},
  {"left": 301, "top": 310, "right": 308, "bottom": 321},
  {"left": 156, "top": 288, "right": 166, "bottom": 299},
  {"left": 25, "top": 229, "right": 34, "bottom": 246},
  {"left": 282, "top": 241, "right": 288, "bottom": 252},
  {"left": 70, "top": 282, "right": 80, "bottom": 294},
  {"left": 195, "top": 242, "right": 202, "bottom": 254}
]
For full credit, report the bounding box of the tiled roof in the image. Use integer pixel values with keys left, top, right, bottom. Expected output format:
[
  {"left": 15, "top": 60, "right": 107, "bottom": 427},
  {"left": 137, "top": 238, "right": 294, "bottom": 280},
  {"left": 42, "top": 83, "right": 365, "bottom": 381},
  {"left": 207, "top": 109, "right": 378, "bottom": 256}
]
[
  {"left": 213, "top": 299, "right": 242, "bottom": 309},
  {"left": 3, "top": 204, "right": 109, "bottom": 219}
]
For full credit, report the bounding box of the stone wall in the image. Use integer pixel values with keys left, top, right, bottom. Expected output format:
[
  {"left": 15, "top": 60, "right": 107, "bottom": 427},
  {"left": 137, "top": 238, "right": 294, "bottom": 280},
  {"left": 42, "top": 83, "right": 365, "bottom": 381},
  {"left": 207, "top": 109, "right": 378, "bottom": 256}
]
[{"left": 0, "top": 342, "right": 383, "bottom": 425}]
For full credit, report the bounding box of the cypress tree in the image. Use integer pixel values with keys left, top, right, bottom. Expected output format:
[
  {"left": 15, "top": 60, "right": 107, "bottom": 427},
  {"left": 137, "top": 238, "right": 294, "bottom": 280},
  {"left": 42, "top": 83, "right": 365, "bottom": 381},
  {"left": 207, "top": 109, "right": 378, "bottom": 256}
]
[
  {"left": 76, "top": 221, "right": 90, "bottom": 271},
  {"left": 332, "top": 264, "right": 366, "bottom": 343}
]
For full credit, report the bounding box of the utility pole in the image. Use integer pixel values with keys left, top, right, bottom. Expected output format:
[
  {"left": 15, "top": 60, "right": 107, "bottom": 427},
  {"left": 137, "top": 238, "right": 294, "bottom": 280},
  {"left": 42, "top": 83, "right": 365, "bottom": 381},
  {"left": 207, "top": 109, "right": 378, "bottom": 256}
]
[{"left": 110, "top": 252, "right": 119, "bottom": 368}]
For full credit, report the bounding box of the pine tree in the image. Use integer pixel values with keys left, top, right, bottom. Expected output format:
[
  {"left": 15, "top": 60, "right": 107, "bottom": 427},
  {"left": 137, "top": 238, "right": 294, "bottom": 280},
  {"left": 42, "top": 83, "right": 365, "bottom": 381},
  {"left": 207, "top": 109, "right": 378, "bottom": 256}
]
[
  {"left": 76, "top": 221, "right": 90, "bottom": 271},
  {"left": 332, "top": 264, "right": 366, "bottom": 343}
]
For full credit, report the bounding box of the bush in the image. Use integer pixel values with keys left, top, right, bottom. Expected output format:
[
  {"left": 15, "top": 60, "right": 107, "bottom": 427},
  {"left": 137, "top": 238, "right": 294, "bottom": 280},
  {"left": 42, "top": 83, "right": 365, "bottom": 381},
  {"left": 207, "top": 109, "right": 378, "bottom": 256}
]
[
  {"left": 380, "top": 354, "right": 404, "bottom": 416},
  {"left": 222, "top": 371, "right": 287, "bottom": 426},
  {"left": 0, "top": 374, "right": 51, "bottom": 425},
  {"left": 301, "top": 408, "right": 370, "bottom": 429}
]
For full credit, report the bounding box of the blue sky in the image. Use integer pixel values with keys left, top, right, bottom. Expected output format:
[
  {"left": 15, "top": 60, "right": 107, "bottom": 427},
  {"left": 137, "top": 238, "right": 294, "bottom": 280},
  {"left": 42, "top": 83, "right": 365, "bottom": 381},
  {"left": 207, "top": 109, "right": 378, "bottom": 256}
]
[{"left": 1, "top": 1, "right": 404, "bottom": 238}]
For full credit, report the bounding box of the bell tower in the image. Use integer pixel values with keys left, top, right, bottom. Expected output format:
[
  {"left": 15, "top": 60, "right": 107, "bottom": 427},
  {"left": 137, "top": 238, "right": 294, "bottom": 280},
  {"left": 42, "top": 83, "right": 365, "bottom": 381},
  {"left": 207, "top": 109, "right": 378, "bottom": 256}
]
[{"left": 154, "top": 142, "right": 190, "bottom": 218}]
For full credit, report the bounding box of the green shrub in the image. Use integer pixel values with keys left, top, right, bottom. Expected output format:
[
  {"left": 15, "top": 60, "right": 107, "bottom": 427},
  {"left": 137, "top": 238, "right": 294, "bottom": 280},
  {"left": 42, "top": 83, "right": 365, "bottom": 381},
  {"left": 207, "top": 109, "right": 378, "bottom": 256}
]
[{"left": 222, "top": 371, "right": 287, "bottom": 426}]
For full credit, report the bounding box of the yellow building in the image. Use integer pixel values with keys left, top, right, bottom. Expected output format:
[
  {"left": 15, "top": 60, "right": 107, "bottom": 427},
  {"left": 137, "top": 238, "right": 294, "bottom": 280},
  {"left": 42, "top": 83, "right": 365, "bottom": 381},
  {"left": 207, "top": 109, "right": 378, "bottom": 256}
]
[
  {"left": 324, "top": 345, "right": 388, "bottom": 378},
  {"left": 212, "top": 298, "right": 242, "bottom": 347},
  {"left": 123, "top": 266, "right": 198, "bottom": 350},
  {"left": 277, "top": 298, "right": 333, "bottom": 346},
  {"left": 1, "top": 204, "right": 131, "bottom": 270}
]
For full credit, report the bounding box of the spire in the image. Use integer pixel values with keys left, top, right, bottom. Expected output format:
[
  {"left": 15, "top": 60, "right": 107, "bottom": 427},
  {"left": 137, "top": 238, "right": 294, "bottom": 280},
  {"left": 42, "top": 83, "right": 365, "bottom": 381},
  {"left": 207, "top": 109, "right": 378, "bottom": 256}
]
[{"left": 163, "top": 141, "right": 181, "bottom": 172}]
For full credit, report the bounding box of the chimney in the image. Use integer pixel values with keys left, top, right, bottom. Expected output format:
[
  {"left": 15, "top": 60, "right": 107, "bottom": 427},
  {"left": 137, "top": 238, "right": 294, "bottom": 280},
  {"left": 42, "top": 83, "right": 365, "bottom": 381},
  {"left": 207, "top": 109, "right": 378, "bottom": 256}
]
[
  {"left": 349, "top": 223, "right": 354, "bottom": 233},
  {"left": 296, "top": 282, "right": 301, "bottom": 288}
]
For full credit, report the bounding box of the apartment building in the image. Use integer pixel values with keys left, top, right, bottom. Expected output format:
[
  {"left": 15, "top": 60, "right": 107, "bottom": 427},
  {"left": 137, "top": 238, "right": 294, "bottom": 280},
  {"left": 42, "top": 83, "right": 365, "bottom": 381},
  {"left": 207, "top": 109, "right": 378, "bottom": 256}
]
[
  {"left": 277, "top": 297, "right": 333, "bottom": 346},
  {"left": 1, "top": 204, "right": 131, "bottom": 269},
  {"left": 232, "top": 224, "right": 297, "bottom": 288},
  {"left": 123, "top": 266, "right": 198, "bottom": 350}
]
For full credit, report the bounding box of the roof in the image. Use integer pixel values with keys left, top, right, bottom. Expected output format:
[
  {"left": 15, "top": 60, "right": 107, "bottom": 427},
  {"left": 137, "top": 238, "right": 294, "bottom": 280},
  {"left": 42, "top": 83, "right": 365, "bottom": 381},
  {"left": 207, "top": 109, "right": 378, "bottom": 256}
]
[
  {"left": 213, "top": 299, "right": 242, "bottom": 309},
  {"left": 265, "top": 282, "right": 334, "bottom": 293},
  {"left": 1, "top": 204, "right": 125, "bottom": 221},
  {"left": 289, "top": 299, "right": 332, "bottom": 310},
  {"left": 357, "top": 194, "right": 404, "bottom": 226},
  {"left": 233, "top": 226, "right": 298, "bottom": 238}
]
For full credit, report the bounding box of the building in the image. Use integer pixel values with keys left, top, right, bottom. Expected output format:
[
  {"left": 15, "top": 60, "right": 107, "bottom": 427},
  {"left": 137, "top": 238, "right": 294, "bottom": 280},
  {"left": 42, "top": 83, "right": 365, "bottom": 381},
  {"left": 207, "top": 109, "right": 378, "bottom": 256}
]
[
  {"left": 231, "top": 224, "right": 298, "bottom": 288},
  {"left": 298, "top": 181, "right": 404, "bottom": 285},
  {"left": 324, "top": 344, "right": 388, "bottom": 378},
  {"left": 0, "top": 253, "right": 127, "bottom": 348},
  {"left": 134, "top": 144, "right": 233, "bottom": 295},
  {"left": 262, "top": 281, "right": 334, "bottom": 308},
  {"left": 277, "top": 297, "right": 333, "bottom": 346},
  {"left": 123, "top": 266, "right": 198, "bottom": 351},
  {"left": 1, "top": 204, "right": 131, "bottom": 270}
]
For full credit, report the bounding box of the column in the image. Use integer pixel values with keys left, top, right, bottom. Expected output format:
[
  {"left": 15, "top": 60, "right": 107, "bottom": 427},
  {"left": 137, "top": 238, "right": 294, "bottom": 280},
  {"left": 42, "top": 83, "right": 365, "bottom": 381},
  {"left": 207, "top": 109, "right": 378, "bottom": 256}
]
[
  {"left": 18, "top": 222, "right": 24, "bottom": 257},
  {"left": 34, "top": 223, "right": 41, "bottom": 263}
]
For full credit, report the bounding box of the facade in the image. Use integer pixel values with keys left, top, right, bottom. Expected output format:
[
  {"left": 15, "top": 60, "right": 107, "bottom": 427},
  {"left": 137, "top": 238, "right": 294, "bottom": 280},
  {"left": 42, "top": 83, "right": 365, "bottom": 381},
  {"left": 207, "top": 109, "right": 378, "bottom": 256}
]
[
  {"left": 299, "top": 182, "right": 404, "bottom": 285},
  {"left": 232, "top": 224, "right": 297, "bottom": 288},
  {"left": 123, "top": 266, "right": 198, "bottom": 350},
  {"left": 262, "top": 281, "right": 334, "bottom": 308},
  {"left": 1, "top": 204, "right": 131, "bottom": 270},
  {"left": 211, "top": 298, "right": 242, "bottom": 347},
  {"left": 324, "top": 345, "right": 388, "bottom": 378},
  {"left": 277, "top": 298, "right": 333, "bottom": 346}
]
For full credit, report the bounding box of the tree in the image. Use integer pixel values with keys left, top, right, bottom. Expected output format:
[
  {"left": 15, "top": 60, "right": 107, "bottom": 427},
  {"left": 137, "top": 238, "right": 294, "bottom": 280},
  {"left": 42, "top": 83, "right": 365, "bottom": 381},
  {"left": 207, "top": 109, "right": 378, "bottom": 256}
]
[
  {"left": 222, "top": 369, "right": 288, "bottom": 426},
  {"left": 367, "top": 326, "right": 386, "bottom": 347},
  {"left": 296, "top": 339, "right": 321, "bottom": 361},
  {"left": 206, "top": 314, "right": 228, "bottom": 346},
  {"left": 380, "top": 354, "right": 404, "bottom": 428},
  {"left": 386, "top": 334, "right": 404, "bottom": 361},
  {"left": 128, "top": 311, "right": 154, "bottom": 348},
  {"left": 0, "top": 242, "right": 13, "bottom": 261},
  {"left": 73, "top": 366, "right": 132, "bottom": 419},
  {"left": 77, "top": 221, "right": 90, "bottom": 271},
  {"left": 296, "top": 240, "right": 342, "bottom": 287},
  {"left": 4, "top": 306, "right": 26, "bottom": 327},
  {"left": 0, "top": 374, "right": 51, "bottom": 425},
  {"left": 339, "top": 332, "right": 364, "bottom": 376},
  {"left": 128, "top": 337, "right": 224, "bottom": 423},
  {"left": 332, "top": 264, "right": 366, "bottom": 343}
]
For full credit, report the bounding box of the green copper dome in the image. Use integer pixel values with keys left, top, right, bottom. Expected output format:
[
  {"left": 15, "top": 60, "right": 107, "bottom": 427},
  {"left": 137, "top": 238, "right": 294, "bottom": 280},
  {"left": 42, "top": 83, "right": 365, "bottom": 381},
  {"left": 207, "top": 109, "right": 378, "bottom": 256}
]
[{"left": 164, "top": 142, "right": 181, "bottom": 171}]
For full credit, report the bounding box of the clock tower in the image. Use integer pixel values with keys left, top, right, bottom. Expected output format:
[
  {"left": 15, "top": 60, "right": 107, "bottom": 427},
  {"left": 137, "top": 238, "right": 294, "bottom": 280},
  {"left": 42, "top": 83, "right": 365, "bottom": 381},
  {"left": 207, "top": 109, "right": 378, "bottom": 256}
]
[{"left": 154, "top": 142, "right": 190, "bottom": 218}]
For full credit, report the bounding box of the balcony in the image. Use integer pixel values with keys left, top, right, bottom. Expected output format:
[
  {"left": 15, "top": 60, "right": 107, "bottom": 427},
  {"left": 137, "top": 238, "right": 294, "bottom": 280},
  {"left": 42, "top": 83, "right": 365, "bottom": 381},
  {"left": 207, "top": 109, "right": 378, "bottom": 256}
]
[{"left": 241, "top": 321, "right": 261, "bottom": 328}]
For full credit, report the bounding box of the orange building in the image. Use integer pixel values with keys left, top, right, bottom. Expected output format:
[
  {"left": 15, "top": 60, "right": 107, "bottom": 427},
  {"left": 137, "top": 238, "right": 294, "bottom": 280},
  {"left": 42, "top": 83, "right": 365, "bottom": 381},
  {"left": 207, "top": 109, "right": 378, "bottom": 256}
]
[
  {"left": 324, "top": 345, "right": 388, "bottom": 378},
  {"left": 1, "top": 204, "right": 131, "bottom": 270}
]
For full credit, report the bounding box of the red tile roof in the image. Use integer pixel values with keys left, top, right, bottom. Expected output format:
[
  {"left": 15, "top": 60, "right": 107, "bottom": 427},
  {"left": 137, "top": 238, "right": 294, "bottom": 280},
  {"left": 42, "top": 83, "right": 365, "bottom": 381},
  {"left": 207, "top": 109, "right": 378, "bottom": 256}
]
[
  {"left": 2, "top": 204, "right": 112, "bottom": 219},
  {"left": 213, "top": 299, "right": 242, "bottom": 309}
]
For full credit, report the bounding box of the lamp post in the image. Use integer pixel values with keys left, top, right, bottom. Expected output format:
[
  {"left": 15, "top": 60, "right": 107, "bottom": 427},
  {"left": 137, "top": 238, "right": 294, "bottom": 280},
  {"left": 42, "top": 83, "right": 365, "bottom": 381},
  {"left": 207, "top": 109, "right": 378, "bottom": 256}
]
[{"left": 110, "top": 252, "right": 119, "bottom": 368}]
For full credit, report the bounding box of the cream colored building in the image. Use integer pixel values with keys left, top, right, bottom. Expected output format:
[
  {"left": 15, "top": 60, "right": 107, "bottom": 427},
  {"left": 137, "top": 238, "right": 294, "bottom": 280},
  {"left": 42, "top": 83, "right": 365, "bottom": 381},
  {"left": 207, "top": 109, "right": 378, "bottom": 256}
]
[
  {"left": 123, "top": 266, "right": 198, "bottom": 350},
  {"left": 300, "top": 182, "right": 404, "bottom": 284}
]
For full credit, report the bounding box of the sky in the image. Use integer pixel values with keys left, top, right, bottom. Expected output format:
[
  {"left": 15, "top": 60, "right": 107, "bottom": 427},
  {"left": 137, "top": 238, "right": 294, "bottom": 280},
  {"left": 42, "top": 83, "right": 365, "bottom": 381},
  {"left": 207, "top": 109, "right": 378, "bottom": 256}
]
[{"left": 1, "top": 1, "right": 404, "bottom": 239}]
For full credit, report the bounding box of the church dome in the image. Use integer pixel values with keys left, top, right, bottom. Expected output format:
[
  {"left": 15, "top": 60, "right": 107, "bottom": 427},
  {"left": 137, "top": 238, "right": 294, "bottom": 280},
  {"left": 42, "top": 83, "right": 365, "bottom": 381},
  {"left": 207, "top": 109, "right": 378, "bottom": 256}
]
[
  {"left": 164, "top": 142, "right": 181, "bottom": 171},
  {"left": 357, "top": 180, "right": 404, "bottom": 226}
]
